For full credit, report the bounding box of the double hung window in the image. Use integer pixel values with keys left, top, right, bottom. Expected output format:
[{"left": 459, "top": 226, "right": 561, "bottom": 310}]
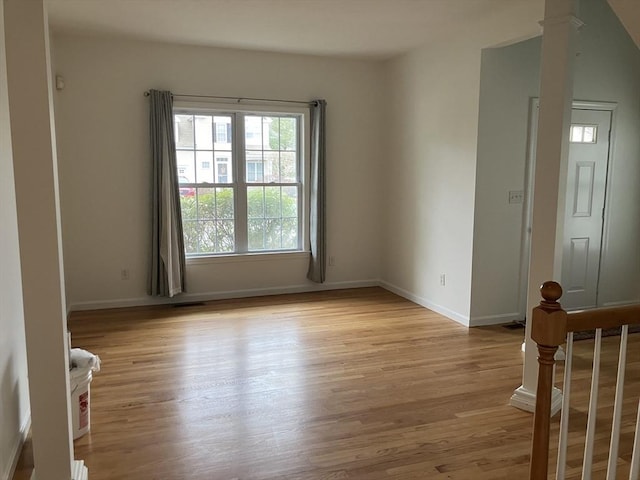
[{"left": 174, "top": 107, "right": 304, "bottom": 257}]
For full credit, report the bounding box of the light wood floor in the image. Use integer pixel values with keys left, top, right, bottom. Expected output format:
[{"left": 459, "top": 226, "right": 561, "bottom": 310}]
[{"left": 11, "top": 287, "right": 640, "bottom": 479}]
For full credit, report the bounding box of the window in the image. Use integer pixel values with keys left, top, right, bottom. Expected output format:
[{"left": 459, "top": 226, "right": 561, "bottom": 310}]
[
  {"left": 174, "top": 109, "right": 304, "bottom": 256},
  {"left": 215, "top": 122, "right": 231, "bottom": 143},
  {"left": 217, "top": 163, "right": 228, "bottom": 183},
  {"left": 570, "top": 124, "right": 598, "bottom": 144}
]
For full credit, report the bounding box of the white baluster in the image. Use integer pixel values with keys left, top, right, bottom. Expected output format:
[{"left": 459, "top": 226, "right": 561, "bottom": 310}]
[
  {"left": 557, "top": 332, "right": 574, "bottom": 480},
  {"left": 607, "top": 325, "right": 628, "bottom": 479},
  {"left": 582, "top": 328, "right": 602, "bottom": 480},
  {"left": 630, "top": 399, "right": 640, "bottom": 480}
]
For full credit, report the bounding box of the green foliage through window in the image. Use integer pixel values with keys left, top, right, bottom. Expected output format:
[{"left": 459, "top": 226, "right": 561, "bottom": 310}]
[{"left": 181, "top": 187, "right": 298, "bottom": 255}]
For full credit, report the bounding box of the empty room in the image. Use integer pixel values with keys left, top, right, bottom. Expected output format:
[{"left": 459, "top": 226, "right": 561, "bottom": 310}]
[{"left": 2, "top": 0, "right": 640, "bottom": 479}]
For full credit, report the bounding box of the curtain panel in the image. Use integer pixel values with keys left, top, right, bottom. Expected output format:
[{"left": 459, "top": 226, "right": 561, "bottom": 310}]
[
  {"left": 307, "top": 99, "right": 327, "bottom": 283},
  {"left": 148, "top": 89, "right": 186, "bottom": 297}
]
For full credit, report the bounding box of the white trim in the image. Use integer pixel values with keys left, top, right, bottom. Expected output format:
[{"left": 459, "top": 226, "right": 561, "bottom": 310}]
[
  {"left": 69, "top": 281, "right": 474, "bottom": 328},
  {"left": 68, "top": 280, "right": 380, "bottom": 312},
  {"left": 596, "top": 104, "right": 619, "bottom": 307},
  {"left": 539, "top": 15, "right": 584, "bottom": 29},
  {"left": 72, "top": 460, "right": 88, "bottom": 480},
  {"left": 469, "top": 312, "right": 522, "bottom": 327},
  {"left": 187, "top": 250, "right": 309, "bottom": 265},
  {"left": 174, "top": 100, "right": 310, "bottom": 116},
  {"left": 31, "top": 460, "right": 89, "bottom": 480},
  {"left": 602, "top": 299, "right": 640, "bottom": 308},
  {"left": 572, "top": 101, "right": 618, "bottom": 111},
  {"left": 379, "top": 281, "right": 470, "bottom": 326},
  {"left": 68, "top": 281, "right": 477, "bottom": 330},
  {"left": 3, "top": 413, "right": 31, "bottom": 480},
  {"left": 510, "top": 385, "right": 563, "bottom": 416},
  {"left": 517, "top": 97, "right": 540, "bottom": 319},
  {"left": 173, "top": 103, "right": 310, "bottom": 256}
]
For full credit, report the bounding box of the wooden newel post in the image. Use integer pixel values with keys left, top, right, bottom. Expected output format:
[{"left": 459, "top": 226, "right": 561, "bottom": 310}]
[{"left": 529, "top": 281, "right": 567, "bottom": 480}]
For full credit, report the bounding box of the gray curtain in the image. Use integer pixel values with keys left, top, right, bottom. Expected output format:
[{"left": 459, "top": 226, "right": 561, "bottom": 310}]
[
  {"left": 148, "top": 89, "right": 186, "bottom": 297},
  {"left": 307, "top": 100, "right": 327, "bottom": 283}
]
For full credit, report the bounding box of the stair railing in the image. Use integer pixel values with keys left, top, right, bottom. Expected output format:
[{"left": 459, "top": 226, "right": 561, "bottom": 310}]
[{"left": 529, "top": 281, "right": 640, "bottom": 480}]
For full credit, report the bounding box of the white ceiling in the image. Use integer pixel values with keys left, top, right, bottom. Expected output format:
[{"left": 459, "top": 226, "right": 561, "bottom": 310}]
[{"left": 46, "top": 0, "right": 543, "bottom": 60}]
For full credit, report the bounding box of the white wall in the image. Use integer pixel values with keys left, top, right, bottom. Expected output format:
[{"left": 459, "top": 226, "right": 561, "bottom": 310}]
[
  {"left": 52, "top": 34, "right": 386, "bottom": 310},
  {"left": 0, "top": 2, "right": 30, "bottom": 478},
  {"left": 607, "top": 0, "right": 640, "bottom": 48},
  {"left": 470, "top": 38, "right": 543, "bottom": 324},
  {"left": 577, "top": 0, "right": 640, "bottom": 306},
  {"left": 382, "top": 40, "right": 484, "bottom": 324},
  {"left": 381, "top": 4, "right": 543, "bottom": 325},
  {"left": 471, "top": 0, "right": 640, "bottom": 323}
]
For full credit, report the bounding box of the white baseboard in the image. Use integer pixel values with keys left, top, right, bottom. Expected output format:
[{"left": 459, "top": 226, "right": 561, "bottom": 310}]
[
  {"left": 3, "top": 412, "right": 31, "bottom": 480},
  {"left": 72, "top": 460, "right": 88, "bottom": 480},
  {"left": 469, "top": 312, "right": 523, "bottom": 327},
  {"left": 379, "top": 281, "right": 469, "bottom": 326},
  {"left": 68, "top": 279, "right": 380, "bottom": 312},
  {"left": 68, "top": 279, "right": 517, "bottom": 330},
  {"left": 29, "top": 460, "right": 87, "bottom": 480},
  {"left": 601, "top": 298, "right": 640, "bottom": 308},
  {"left": 510, "top": 385, "right": 563, "bottom": 416}
]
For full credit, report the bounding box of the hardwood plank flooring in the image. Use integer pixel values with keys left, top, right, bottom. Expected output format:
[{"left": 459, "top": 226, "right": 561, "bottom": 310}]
[{"left": 11, "top": 287, "right": 640, "bottom": 479}]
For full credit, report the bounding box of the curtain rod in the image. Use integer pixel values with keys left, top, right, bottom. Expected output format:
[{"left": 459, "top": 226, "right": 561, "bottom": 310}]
[{"left": 144, "top": 90, "right": 317, "bottom": 107}]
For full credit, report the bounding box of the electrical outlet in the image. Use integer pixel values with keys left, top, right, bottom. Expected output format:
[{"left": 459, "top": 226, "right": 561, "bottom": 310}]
[
  {"left": 440, "top": 274, "right": 446, "bottom": 286},
  {"left": 328, "top": 256, "right": 336, "bottom": 267},
  {"left": 121, "top": 269, "right": 130, "bottom": 280}
]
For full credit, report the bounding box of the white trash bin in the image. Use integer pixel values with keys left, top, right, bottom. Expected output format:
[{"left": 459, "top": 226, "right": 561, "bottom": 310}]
[{"left": 70, "top": 366, "right": 93, "bottom": 439}]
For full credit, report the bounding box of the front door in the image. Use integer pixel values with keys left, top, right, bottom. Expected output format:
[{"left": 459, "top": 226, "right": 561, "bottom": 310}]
[{"left": 560, "top": 108, "right": 612, "bottom": 310}]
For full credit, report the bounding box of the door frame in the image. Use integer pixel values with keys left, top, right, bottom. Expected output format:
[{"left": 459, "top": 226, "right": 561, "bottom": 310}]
[{"left": 517, "top": 99, "right": 618, "bottom": 318}]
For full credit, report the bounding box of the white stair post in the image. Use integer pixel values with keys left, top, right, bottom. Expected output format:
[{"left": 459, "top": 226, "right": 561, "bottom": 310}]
[{"left": 510, "top": 0, "right": 582, "bottom": 413}]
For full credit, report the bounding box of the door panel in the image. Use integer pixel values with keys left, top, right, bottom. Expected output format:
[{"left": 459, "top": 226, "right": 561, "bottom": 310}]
[
  {"left": 573, "top": 162, "right": 595, "bottom": 216},
  {"left": 567, "top": 237, "right": 589, "bottom": 290},
  {"left": 561, "top": 109, "right": 612, "bottom": 310}
]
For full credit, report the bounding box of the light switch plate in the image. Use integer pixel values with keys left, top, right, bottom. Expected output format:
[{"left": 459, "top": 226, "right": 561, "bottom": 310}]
[{"left": 508, "top": 190, "right": 524, "bottom": 204}]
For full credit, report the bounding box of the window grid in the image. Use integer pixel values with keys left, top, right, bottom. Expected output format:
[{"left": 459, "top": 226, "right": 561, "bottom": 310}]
[{"left": 175, "top": 110, "right": 302, "bottom": 257}]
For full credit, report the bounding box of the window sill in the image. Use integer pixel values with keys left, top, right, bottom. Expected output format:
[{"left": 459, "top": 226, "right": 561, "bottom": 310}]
[{"left": 186, "top": 250, "right": 310, "bottom": 266}]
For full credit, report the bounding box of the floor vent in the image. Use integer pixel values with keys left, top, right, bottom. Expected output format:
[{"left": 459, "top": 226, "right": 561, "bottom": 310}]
[
  {"left": 172, "top": 301, "right": 206, "bottom": 308},
  {"left": 502, "top": 321, "right": 526, "bottom": 330}
]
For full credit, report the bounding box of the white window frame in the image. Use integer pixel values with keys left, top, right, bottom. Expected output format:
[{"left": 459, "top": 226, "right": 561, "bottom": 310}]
[{"left": 174, "top": 101, "right": 310, "bottom": 260}]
